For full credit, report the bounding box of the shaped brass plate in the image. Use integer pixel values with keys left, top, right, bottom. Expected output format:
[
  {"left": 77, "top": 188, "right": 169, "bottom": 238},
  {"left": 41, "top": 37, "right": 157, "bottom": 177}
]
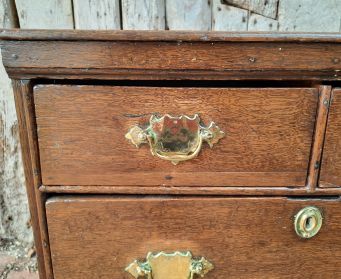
[
  {"left": 125, "top": 114, "right": 224, "bottom": 164},
  {"left": 125, "top": 251, "right": 214, "bottom": 279}
]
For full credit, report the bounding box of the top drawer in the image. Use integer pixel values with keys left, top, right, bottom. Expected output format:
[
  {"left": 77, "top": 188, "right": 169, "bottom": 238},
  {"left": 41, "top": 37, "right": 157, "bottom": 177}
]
[{"left": 34, "top": 85, "right": 318, "bottom": 187}]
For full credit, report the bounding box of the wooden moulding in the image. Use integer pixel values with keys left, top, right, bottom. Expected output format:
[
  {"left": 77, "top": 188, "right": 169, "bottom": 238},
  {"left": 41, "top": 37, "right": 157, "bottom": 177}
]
[
  {"left": 0, "top": 33, "right": 341, "bottom": 80},
  {"left": 39, "top": 185, "right": 341, "bottom": 196},
  {"left": 12, "top": 80, "right": 53, "bottom": 279},
  {"left": 1, "top": 30, "right": 341, "bottom": 42}
]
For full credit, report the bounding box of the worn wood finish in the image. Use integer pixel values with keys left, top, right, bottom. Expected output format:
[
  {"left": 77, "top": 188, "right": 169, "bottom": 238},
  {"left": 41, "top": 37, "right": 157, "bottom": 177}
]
[
  {"left": 46, "top": 196, "right": 341, "bottom": 279},
  {"left": 212, "top": 1, "right": 248, "bottom": 31},
  {"left": 2, "top": 30, "right": 341, "bottom": 42},
  {"left": 224, "top": 0, "right": 279, "bottom": 19},
  {"left": 12, "top": 80, "right": 53, "bottom": 279},
  {"left": 73, "top": 0, "right": 121, "bottom": 30},
  {"left": 34, "top": 85, "right": 317, "bottom": 187},
  {"left": 278, "top": 0, "right": 341, "bottom": 32},
  {"left": 2, "top": 39, "right": 341, "bottom": 80},
  {"left": 248, "top": 13, "right": 279, "bottom": 31},
  {"left": 166, "top": 0, "right": 211, "bottom": 31},
  {"left": 0, "top": 0, "right": 33, "bottom": 243},
  {"left": 1, "top": 31, "right": 341, "bottom": 279},
  {"left": 320, "top": 89, "right": 341, "bottom": 188},
  {"left": 306, "top": 86, "right": 332, "bottom": 191},
  {"left": 14, "top": 0, "right": 73, "bottom": 29},
  {"left": 40, "top": 185, "right": 341, "bottom": 196},
  {"left": 121, "top": 0, "right": 165, "bottom": 30}
]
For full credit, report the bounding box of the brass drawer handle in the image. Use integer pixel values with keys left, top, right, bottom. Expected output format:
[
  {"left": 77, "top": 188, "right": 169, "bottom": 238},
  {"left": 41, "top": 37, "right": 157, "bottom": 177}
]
[
  {"left": 294, "top": 206, "right": 323, "bottom": 239},
  {"left": 125, "top": 251, "right": 214, "bottom": 279},
  {"left": 125, "top": 114, "right": 225, "bottom": 165}
]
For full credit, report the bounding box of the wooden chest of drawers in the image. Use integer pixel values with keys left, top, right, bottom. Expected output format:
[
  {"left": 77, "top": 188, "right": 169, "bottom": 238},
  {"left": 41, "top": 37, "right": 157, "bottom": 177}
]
[{"left": 1, "top": 30, "right": 340, "bottom": 279}]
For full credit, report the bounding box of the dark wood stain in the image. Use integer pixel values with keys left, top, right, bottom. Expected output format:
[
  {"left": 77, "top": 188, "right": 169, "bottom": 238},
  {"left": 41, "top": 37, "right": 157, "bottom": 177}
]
[
  {"left": 46, "top": 196, "right": 341, "bottom": 279},
  {"left": 320, "top": 89, "right": 341, "bottom": 187},
  {"left": 34, "top": 86, "right": 317, "bottom": 187},
  {"left": 1, "top": 31, "right": 340, "bottom": 279}
]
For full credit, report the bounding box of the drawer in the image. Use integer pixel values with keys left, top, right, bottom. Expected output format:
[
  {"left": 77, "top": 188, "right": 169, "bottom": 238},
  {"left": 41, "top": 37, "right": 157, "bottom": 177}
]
[
  {"left": 320, "top": 88, "right": 341, "bottom": 188},
  {"left": 34, "top": 85, "right": 318, "bottom": 187},
  {"left": 46, "top": 196, "right": 341, "bottom": 279}
]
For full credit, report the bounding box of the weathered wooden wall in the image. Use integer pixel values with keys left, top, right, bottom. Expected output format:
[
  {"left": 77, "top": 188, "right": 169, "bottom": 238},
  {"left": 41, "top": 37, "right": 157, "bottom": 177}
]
[
  {"left": 1, "top": 0, "right": 341, "bottom": 245},
  {"left": 0, "top": 0, "right": 33, "bottom": 244}
]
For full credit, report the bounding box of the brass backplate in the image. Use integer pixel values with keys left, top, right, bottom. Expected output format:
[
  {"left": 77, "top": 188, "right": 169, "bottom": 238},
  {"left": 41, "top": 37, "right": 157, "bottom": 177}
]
[
  {"left": 125, "top": 114, "right": 224, "bottom": 164},
  {"left": 125, "top": 251, "right": 214, "bottom": 279}
]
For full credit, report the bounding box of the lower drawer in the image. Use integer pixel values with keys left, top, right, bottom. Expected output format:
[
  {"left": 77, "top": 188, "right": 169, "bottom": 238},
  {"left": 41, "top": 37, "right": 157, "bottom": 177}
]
[{"left": 46, "top": 197, "right": 341, "bottom": 279}]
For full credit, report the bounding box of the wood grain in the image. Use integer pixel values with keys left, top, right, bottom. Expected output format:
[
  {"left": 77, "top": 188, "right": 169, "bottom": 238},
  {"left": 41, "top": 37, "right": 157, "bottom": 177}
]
[
  {"left": 306, "top": 86, "right": 332, "bottom": 190},
  {"left": 2, "top": 39, "right": 341, "bottom": 80},
  {"left": 278, "top": 0, "right": 341, "bottom": 32},
  {"left": 40, "top": 185, "right": 341, "bottom": 196},
  {"left": 121, "top": 0, "right": 165, "bottom": 30},
  {"left": 166, "top": 0, "right": 211, "bottom": 31},
  {"left": 1, "top": 30, "right": 341, "bottom": 42},
  {"left": 320, "top": 89, "right": 341, "bottom": 187},
  {"left": 34, "top": 85, "right": 317, "bottom": 187},
  {"left": 46, "top": 196, "right": 341, "bottom": 279},
  {"left": 15, "top": 0, "right": 73, "bottom": 29},
  {"left": 12, "top": 80, "right": 52, "bottom": 279},
  {"left": 212, "top": 1, "right": 248, "bottom": 31},
  {"left": 0, "top": 0, "right": 32, "bottom": 243},
  {"left": 73, "top": 0, "right": 121, "bottom": 30},
  {"left": 248, "top": 13, "right": 279, "bottom": 31},
  {"left": 223, "top": 0, "right": 279, "bottom": 19}
]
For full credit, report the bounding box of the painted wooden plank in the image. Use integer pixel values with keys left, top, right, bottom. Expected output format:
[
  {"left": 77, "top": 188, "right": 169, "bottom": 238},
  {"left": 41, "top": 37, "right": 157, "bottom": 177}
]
[
  {"left": 121, "top": 0, "right": 165, "bottom": 30},
  {"left": 212, "top": 1, "right": 248, "bottom": 31},
  {"left": 15, "top": 0, "right": 74, "bottom": 29},
  {"left": 0, "top": 0, "right": 17, "bottom": 27},
  {"left": 166, "top": 0, "right": 211, "bottom": 31},
  {"left": 223, "top": 0, "right": 279, "bottom": 19},
  {"left": 248, "top": 12, "right": 278, "bottom": 31},
  {"left": 73, "top": 0, "right": 120, "bottom": 30},
  {"left": 278, "top": 0, "right": 341, "bottom": 32},
  {"left": 0, "top": 0, "right": 32, "bottom": 244}
]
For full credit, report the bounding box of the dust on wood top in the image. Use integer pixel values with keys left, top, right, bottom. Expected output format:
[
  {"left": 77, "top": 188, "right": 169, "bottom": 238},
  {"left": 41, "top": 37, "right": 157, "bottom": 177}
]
[{"left": 1, "top": 29, "right": 341, "bottom": 42}]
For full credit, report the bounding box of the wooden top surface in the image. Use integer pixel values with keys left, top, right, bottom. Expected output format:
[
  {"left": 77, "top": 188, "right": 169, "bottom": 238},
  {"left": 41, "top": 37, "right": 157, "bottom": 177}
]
[{"left": 1, "top": 29, "right": 341, "bottom": 42}]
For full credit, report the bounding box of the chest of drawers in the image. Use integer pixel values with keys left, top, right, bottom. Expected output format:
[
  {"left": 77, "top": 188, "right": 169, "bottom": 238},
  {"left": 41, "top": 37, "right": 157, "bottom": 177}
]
[{"left": 1, "top": 30, "right": 340, "bottom": 279}]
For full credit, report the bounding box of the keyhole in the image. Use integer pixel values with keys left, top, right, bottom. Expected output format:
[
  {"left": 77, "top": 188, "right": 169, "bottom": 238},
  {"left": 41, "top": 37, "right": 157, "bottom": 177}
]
[{"left": 304, "top": 216, "right": 316, "bottom": 232}]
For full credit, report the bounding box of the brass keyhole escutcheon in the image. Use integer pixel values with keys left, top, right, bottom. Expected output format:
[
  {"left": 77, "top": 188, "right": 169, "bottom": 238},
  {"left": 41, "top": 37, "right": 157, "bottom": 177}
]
[{"left": 294, "top": 206, "right": 323, "bottom": 239}]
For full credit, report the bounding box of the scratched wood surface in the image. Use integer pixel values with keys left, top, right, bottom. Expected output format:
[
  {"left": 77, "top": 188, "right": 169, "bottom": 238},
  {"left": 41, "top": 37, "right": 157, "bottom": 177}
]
[
  {"left": 0, "top": 0, "right": 32, "bottom": 244},
  {"left": 34, "top": 85, "right": 318, "bottom": 187},
  {"left": 73, "top": 0, "right": 120, "bottom": 30},
  {"left": 121, "top": 0, "right": 165, "bottom": 30},
  {"left": 46, "top": 196, "right": 341, "bottom": 279},
  {"left": 320, "top": 89, "right": 341, "bottom": 188},
  {"left": 2, "top": 38, "right": 341, "bottom": 81},
  {"left": 1, "top": 0, "right": 341, "bottom": 260}
]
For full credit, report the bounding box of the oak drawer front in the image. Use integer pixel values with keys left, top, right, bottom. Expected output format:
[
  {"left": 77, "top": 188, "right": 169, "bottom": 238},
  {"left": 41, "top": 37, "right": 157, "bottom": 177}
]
[
  {"left": 320, "top": 88, "right": 341, "bottom": 188},
  {"left": 34, "top": 85, "right": 318, "bottom": 187},
  {"left": 46, "top": 197, "right": 341, "bottom": 279}
]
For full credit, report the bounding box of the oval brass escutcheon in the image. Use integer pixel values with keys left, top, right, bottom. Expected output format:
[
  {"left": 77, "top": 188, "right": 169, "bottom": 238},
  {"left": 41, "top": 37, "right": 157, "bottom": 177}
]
[{"left": 294, "top": 206, "right": 323, "bottom": 239}]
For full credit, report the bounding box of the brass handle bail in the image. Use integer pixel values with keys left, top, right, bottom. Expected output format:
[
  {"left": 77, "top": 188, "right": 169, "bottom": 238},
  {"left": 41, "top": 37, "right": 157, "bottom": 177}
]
[
  {"left": 125, "top": 251, "right": 214, "bottom": 279},
  {"left": 125, "top": 114, "right": 225, "bottom": 165}
]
